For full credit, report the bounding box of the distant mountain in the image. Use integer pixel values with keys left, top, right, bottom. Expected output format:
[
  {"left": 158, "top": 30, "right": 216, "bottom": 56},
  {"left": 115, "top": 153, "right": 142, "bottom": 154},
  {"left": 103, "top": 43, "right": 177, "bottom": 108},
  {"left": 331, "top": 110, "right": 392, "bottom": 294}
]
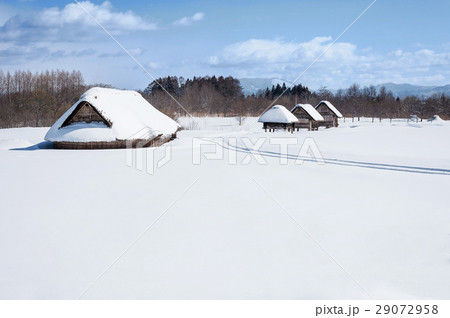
[
  {"left": 238, "top": 78, "right": 291, "bottom": 95},
  {"left": 238, "top": 78, "right": 450, "bottom": 98},
  {"left": 374, "top": 83, "right": 450, "bottom": 98}
]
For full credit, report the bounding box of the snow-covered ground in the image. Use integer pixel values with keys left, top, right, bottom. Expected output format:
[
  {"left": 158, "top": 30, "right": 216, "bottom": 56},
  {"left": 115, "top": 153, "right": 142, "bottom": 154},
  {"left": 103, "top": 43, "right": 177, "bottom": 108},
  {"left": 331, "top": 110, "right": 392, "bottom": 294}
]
[{"left": 0, "top": 117, "right": 449, "bottom": 299}]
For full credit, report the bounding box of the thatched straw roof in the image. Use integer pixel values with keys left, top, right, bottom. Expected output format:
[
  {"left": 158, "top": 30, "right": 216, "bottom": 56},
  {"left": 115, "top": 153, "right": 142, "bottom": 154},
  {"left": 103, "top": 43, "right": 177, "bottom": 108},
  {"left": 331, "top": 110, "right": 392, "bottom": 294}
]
[
  {"left": 291, "top": 104, "right": 324, "bottom": 121},
  {"left": 258, "top": 105, "right": 298, "bottom": 123},
  {"left": 315, "top": 100, "right": 343, "bottom": 118},
  {"left": 45, "top": 87, "right": 180, "bottom": 143}
]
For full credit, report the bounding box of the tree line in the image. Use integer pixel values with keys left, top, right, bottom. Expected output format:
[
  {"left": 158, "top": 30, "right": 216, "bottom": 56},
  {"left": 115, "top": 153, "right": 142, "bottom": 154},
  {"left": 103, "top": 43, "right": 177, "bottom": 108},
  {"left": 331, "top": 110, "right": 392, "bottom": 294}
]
[
  {"left": 0, "top": 69, "right": 86, "bottom": 128},
  {"left": 142, "top": 76, "right": 316, "bottom": 118},
  {"left": 143, "top": 76, "right": 450, "bottom": 121},
  {"left": 1, "top": 69, "right": 449, "bottom": 128},
  {"left": 324, "top": 84, "right": 450, "bottom": 122}
]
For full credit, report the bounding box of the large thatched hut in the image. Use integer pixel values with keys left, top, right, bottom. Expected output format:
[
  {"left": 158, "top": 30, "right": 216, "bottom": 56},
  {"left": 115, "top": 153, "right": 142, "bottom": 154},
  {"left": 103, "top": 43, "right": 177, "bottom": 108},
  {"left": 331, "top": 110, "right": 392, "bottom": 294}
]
[
  {"left": 258, "top": 105, "right": 298, "bottom": 132},
  {"left": 291, "top": 103, "right": 324, "bottom": 131},
  {"left": 45, "top": 87, "right": 180, "bottom": 149},
  {"left": 314, "top": 100, "right": 343, "bottom": 128}
]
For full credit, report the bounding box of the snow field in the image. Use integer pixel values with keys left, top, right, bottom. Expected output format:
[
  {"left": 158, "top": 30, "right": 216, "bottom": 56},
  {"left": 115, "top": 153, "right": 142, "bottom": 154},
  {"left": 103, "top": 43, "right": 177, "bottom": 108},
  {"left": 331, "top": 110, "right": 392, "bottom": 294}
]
[{"left": 0, "top": 117, "right": 449, "bottom": 299}]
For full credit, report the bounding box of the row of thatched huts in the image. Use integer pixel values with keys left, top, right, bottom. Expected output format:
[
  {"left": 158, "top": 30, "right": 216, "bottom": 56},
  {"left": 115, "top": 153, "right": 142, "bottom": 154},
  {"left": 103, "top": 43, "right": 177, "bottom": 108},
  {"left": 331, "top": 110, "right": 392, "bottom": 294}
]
[
  {"left": 44, "top": 88, "right": 342, "bottom": 150},
  {"left": 258, "top": 101, "right": 343, "bottom": 132}
]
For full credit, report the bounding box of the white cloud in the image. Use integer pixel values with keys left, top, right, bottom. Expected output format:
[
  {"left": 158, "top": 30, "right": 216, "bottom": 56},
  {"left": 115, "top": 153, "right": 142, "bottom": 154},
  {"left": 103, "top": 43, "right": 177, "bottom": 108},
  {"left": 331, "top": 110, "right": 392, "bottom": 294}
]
[
  {"left": 210, "top": 39, "right": 299, "bottom": 65},
  {"left": 0, "top": 3, "right": 17, "bottom": 25},
  {"left": 172, "top": 12, "right": 204, "bottom": 27},
  {"left": 0, "top": 1, "right": 157, "bottom": 68},
  {"left": 209, "top": 37, "right": 450, "bottom": 89},
  {"left": 209, "top": 37, "right": 361, "bottom": 66},
  {"left": 0, "top": 1, "right": 157, "bottom": 43},
  {"left": 388, "top": 49, "right": 450, "bottom": 68},
  {"left": 147, "top": 61, "right": 164, "bottom": 69},
  {"left": 38, "top": 1, "right": 156, "bottom": 31},
  {"left": 98, "top": 47, "right": 143, "bottom": 58},
  {"left": 369, "top": 49, "right": 450, "bottom": 86},
  {"left": 0, "top": 46, "right": 96, "bottom": 65}
]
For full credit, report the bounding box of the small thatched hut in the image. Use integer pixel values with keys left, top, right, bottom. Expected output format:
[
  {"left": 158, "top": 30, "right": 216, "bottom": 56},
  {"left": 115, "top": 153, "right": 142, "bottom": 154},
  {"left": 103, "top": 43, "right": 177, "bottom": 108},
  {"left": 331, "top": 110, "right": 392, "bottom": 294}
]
[
  {"left": 258, "top": 105, "right": 298, "bottom": 132},
  {"left": 45, "top": 87, "right": 180, "bottom": 149},
  {"left": 315, "top": 100, "right": 343, "bottom": 128},
  {"left": 291, "top": 104, "right": 324, "bottom": 131}
]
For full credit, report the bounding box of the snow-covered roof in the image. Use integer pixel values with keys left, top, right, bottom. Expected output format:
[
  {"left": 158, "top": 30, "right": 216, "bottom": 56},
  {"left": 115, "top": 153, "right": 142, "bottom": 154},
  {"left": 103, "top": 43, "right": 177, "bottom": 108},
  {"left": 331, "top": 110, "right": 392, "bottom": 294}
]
[
  {"left": 45, "top": 87, "right": 180, "bottom": 142},
  {"left": 258, "top": 105, "right": 298, "bottom": 123},
  {"left": 291, "top": 104, "right": 324, "bottom": 121},
  {"left": 315, "top": 100, "right": 343, "bottom": 118},
  {"left": 428, "top": 115, "right": 444, "bottom": 122}
]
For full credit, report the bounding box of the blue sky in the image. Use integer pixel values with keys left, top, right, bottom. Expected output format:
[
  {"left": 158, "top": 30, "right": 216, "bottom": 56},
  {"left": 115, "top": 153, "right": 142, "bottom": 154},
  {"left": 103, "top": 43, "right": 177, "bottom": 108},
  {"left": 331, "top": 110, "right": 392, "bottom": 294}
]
[{"left": 0, "top": 0, "right": 449, "bottom": 90}]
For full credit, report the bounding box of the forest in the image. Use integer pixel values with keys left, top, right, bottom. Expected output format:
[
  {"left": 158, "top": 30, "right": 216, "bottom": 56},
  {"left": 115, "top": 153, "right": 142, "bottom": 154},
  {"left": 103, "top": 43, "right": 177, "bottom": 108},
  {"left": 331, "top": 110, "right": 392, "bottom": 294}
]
[{"left": 1, "top": 69, "right": 449, "bottom": 128}]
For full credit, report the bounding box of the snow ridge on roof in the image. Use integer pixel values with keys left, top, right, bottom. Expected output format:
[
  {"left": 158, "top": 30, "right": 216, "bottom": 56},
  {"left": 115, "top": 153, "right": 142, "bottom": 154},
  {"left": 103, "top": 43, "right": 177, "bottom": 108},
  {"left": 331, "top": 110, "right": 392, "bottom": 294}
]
[
  {"left": 45, "top": 87, "right": 180, "bottom": 143},
  {"left": 291, "top": 104, "right": 324, "bottom": 121},
  {"left": 316, "top": 100, "right": 343, "bottom": 118},
  {"left": 258, "top": 105, "right": 298, "bottom": 123}
]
